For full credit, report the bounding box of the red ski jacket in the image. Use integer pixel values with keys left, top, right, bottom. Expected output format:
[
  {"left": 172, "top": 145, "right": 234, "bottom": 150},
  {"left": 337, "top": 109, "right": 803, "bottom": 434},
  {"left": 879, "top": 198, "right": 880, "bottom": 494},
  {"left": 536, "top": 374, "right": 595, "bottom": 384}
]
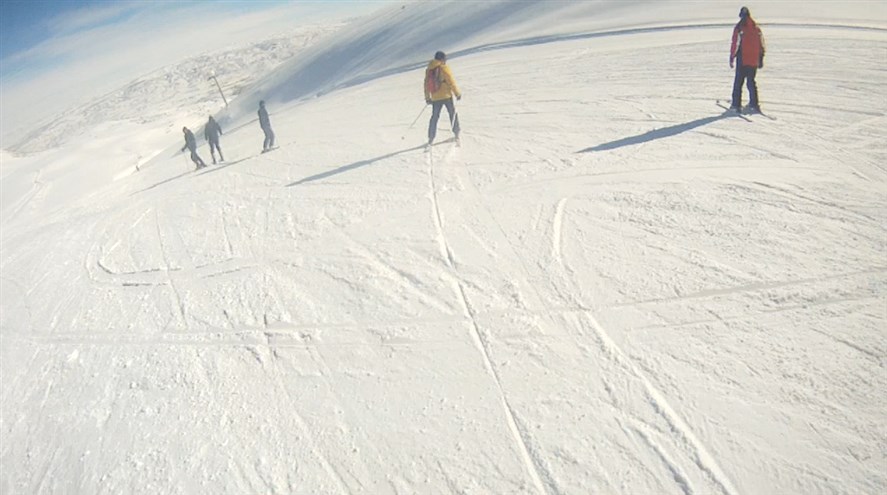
[{"left": 730, "top": 17, "right": 765, "bottom": 67}]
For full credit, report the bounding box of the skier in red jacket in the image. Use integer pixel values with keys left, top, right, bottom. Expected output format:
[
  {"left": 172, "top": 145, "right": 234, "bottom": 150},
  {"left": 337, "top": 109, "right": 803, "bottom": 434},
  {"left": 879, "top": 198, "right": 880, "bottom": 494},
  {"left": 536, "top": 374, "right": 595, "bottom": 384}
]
[{"left": 729, "top": 6, "right": 765, "bottom": 112}]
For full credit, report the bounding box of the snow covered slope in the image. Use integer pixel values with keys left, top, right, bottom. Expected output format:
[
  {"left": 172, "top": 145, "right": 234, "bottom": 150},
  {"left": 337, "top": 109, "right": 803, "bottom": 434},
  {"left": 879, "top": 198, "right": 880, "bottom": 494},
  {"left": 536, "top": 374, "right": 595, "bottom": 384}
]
[{"left": 2, "top": 1, "right": 886, "bottom": 494}]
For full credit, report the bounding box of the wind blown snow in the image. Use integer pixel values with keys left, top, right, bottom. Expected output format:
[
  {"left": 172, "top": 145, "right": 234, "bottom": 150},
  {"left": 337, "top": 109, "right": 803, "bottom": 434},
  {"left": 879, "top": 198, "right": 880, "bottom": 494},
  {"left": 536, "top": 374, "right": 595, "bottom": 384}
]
[{"left": 1, "top": 1, "right": 885, "bottom": 494}]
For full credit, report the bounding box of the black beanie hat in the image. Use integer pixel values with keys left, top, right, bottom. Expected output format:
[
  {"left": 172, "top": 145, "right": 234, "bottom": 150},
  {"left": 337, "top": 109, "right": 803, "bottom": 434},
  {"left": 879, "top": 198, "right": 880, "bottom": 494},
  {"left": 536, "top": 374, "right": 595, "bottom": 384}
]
[{"left": 434, "top": 51, "right": 446, "bottom": 61}]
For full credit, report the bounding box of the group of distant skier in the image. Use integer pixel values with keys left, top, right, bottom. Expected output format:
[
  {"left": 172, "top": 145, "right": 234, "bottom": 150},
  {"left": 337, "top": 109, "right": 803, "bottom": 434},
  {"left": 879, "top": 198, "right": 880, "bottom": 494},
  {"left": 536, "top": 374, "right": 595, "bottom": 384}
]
[
  {"left": 180, "top": 6, "right": 764, "bottom": 170},
  {"left": 181, "top": 100, "right": 276, "bottom": 169}
]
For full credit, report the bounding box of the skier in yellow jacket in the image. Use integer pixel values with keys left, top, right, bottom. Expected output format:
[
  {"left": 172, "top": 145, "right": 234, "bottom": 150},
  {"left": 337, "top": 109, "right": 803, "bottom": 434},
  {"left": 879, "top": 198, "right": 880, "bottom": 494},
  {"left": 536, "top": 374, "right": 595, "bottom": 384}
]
[{"left": 424, "top": 51, "right": 461, "bottom": 146}]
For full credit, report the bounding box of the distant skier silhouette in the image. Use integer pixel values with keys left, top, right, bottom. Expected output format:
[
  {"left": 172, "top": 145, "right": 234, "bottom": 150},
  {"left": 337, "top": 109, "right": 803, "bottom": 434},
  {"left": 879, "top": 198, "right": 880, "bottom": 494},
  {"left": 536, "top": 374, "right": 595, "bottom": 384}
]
[
  {"left": 424, "top": 51, "right": 461, "bottom": 147},
  {"left": 204, "top": 116, "right": 224, "bottom": 164},
  {"left": 258, "top": 100, "right": 275, "bottom": 153},
  {"left": 181, "top": 126, "right": 206, "bottom": 169}
]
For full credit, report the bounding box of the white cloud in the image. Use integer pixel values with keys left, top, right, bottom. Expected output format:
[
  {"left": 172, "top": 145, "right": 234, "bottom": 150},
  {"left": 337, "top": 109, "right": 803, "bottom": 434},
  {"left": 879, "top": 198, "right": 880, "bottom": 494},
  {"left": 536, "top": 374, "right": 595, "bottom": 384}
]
[{"left": 43, "top": 1, "right": 145, "bottom": 36}]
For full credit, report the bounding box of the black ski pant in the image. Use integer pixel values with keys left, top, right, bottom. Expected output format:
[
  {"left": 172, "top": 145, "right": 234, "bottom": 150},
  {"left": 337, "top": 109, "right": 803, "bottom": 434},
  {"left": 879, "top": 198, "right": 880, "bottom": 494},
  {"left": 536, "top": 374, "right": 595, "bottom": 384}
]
[
  {"left": 182, "top": 148, "right": 206, "bottom": 168},
  {"left": 731, "top": 65, "right": 759, "bottom": 109},
  {"left": 208, "top": 138, "right": 223, "bottom": 163},
  {"left": 188, "top": 149, "right": 205, "bottom": 167},
  {"left": 428, "top": 98, "right": 460, "bottom": 143},
  {"left": 262, "top": 126, "right": 275, "bottom": 150}
]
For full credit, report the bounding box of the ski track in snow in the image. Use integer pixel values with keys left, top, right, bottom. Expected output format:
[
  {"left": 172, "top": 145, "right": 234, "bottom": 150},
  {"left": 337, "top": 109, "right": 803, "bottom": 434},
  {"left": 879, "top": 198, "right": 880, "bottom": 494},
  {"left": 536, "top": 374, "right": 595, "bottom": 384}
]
[
  {"left": 427, "top": 146, "right": 456, "bottom": 268},
  {"left": 629, "top": 421, "right": 694, "bottom": 495},
  {"left": 430, "top": 141, "right": 555, "bottom": 493},
  {"left": 154, "top": 209, "right": 189, "bottom": 331},
  {"left": 581, "top": 312, "right": 739, "bottom": 495},
  {"left": 459, "top": 282, "right": 554, "bottom": 495},
  {"left": 2, "top": 170, "right": 44, "bottom": 224},
  {"left": 551, "top": 197, "right": 569, "bottom": 268},
  {"left": 263, "top": 339, "right": 352, "bottom": 494}
]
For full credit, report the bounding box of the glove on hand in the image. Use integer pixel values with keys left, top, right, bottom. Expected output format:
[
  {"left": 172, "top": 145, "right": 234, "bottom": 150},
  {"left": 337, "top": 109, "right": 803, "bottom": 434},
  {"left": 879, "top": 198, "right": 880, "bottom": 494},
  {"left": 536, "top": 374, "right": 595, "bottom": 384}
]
[
  {"left": 425, "top": 98, "right": 432, "bottom": 105},
  {"left": 456, "top": 94, "right": 462, "bottom": 101}
]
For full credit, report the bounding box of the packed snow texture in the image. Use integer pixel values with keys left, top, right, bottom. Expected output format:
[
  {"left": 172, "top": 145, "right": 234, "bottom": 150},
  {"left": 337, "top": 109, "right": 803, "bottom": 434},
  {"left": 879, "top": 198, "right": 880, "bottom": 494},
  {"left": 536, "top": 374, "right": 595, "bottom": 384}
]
[{"left": 1, "top": 1, "right": 885, "bottom": 494}]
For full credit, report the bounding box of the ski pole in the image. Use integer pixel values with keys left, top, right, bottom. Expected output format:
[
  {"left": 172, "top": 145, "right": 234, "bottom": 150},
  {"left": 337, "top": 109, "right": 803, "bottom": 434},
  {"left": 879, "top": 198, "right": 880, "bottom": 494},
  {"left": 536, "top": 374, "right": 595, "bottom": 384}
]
[
  {"left": 409, "top": 103, "right": 428, "bottom": 129},
  {"left": 450, "top": 101, "right": 459, "bottom": 132},
  {"left": 402, "top": 103, "right": 428, "bottom": 140}
]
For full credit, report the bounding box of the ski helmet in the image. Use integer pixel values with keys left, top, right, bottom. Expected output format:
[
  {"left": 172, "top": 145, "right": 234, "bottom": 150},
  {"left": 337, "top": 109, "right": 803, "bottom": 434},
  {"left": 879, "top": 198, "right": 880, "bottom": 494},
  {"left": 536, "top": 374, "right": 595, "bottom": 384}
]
[{"left": 434, "top": 51, "right": 446, "bottom": 61}]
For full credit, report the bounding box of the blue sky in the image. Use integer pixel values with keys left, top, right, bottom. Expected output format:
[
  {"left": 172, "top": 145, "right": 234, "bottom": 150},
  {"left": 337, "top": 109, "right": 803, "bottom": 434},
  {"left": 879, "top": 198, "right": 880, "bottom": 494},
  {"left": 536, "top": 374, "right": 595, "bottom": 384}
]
[
  {"left": 2, "top": 1, "right": 133, "bottom": 59},
  {"left": 0, "top": 1, "right": 327, "bottom": 72}
]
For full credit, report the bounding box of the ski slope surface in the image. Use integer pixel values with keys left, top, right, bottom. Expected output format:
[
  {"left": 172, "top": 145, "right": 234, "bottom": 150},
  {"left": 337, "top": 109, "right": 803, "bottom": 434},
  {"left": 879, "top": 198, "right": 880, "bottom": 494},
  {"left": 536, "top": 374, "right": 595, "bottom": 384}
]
[{"left": 1, "top": 1, "right": 886, "bottom": 494}]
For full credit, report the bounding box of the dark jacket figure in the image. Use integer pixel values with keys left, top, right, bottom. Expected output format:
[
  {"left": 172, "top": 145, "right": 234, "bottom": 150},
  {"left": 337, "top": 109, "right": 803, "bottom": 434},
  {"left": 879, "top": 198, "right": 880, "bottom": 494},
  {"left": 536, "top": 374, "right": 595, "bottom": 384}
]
[
  {"left": 181, "top": 127, "right": 206, "bottom": 169},
  {"left": 424, "top": 51, "right": 461, "bottom": 146},
  {"left": 204, "top": 116, "right": 224, "bottom": 164},
  {"left": 258, "top": 100, "right": 275, "bottom": 152},
  {"left": 729, "top": 6, "right": 765, "bottom": 111}
]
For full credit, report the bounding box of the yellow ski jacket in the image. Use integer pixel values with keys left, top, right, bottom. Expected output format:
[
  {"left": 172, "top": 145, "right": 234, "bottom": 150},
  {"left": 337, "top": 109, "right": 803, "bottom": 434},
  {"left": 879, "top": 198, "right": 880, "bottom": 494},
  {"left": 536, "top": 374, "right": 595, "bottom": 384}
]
[{"left": 424, "top": 59, "right": 461, "bottom": 102}]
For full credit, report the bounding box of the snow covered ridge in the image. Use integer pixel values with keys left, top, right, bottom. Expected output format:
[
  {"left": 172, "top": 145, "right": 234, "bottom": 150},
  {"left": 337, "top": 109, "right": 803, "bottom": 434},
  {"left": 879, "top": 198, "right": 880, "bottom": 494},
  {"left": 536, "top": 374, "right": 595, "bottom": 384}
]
[{"left": 8, "top": 24, "right": 344, "bottom": 155}]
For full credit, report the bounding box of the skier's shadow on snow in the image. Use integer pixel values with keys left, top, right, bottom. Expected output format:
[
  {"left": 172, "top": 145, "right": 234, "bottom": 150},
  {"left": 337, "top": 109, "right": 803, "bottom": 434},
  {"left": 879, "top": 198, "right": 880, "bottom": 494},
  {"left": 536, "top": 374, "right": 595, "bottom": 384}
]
[
  {"left": 194, "top": 157, "right": 250, "bottom": 176},
  {"left": 133, "top": 170, "right": 192, "bottom": 195},
  {"left": 286, "top": 144, "right": 426, "bottom": 186},
  {"left": 577, "top": 114, "right": 729, "bottom": 153}
]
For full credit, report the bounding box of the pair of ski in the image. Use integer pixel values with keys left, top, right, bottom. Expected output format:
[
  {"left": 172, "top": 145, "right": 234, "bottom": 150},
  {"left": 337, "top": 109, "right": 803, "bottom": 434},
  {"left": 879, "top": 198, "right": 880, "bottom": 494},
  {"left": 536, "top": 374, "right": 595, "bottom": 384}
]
[
  {"left": 424, "top": 136, "right": 460, "bottom": 152},
  {"left": 193, "top": 147, "right": 278, "bottom": 173},
  {"left": 716, "top": 101, "right": 776, "bottom": 121}
]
